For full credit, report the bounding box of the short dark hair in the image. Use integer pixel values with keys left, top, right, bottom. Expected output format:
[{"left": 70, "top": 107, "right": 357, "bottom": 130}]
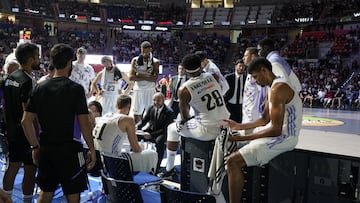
[
  {"left": 194, "top": 50, "right": 207, "bottom": 61},
  {"left": 47, "top": 63, "right": 55, "bottom": 71},
  {"left": 235, "top": 59, "right": 244, "bottom": 65},
  {"left": 248, "top": 57, "right": 272, "bottom": 74},
  {"left": 50, "top": 43, "right": 74, "bottom": 70},
  {"left": 15, "top": 42, "right": 39, "bottom": 65},
  {"left": 181, "top": 54, "right": 201, "bottom": 72},
  {"left": 88, "top": 100, "right": 103, "bottom": 116},
  {"left": 116, "top": 94, "right": 131, "bottom": 109},
  {"left": 258, "top": 38, "right": 275, "bottom": 51},
  {"left": 141, "top": 41, "right": 151, "bottom": 49}
]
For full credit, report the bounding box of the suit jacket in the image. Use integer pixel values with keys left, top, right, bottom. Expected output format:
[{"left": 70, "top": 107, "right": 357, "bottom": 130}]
[
  {"left": 170, "top": 75, "right": 188, "bottom": 102},
  {"left": 223, "top": 72, "right": 246, "bottom": 103},
  {"left": 137, "top": 105, "right": 174, "bottom": 138}
]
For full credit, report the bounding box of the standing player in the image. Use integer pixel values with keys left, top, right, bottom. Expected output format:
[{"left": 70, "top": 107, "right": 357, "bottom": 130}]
[
  {"left": 3, "top": 42, "right": 39, "bottom": 203},
  {"left": 91, "top": 56, "right": 132, "bottom": 114},
  {"left": 129, "top": 41, "right": 160, "bottom": 123},
  {"left": 70, "top": 47, "right": 96, "bottom": 98},
  {"left": 242, "top": 47, "right": 266, "bottom": 127},
  {"left": 21, "top": 43, "right": 96, "bottom": 203}
]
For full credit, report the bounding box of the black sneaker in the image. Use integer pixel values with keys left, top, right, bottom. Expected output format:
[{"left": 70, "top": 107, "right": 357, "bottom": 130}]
[{"left": 157, "top": 168, "right": 177, "bottom": 180}]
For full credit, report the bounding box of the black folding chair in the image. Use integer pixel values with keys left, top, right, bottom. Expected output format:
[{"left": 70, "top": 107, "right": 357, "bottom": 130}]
[
  {"left": 101, "top": 171, "right": 144, "bottom": 203},
  {"left": 101, "top": 152, "right": 162, "bottom": 186},
  {"left": 160, "top": 184, "right": 216, "bottom": 203}
]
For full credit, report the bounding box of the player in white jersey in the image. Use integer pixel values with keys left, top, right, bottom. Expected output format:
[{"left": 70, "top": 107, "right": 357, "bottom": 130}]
[
  {"left": 69, "top": 47, "right": 96, "bottom": 97},
  {"left": 258, "top": 38, "right": 302, "bottom": 93},
  {"left": 242, "top": 47, "right": 266, "bottom": 125},
  {"left": 195, "top": 50, "right": 229, "bottom": 95},
  {"left": 92, "top": 56, "right": 132, "bottom": 114},
  {"left": 224, "top": 58, "right": 303, "bottom": 203},
  {"left": 93, "top": 94, "right": 157, "bottom": 173},
  {"left": 129, "top": 41, "right": 160, "bottom": 123},
  {"left": 158, "top": 53, "right": 230, "bottom": 178}
]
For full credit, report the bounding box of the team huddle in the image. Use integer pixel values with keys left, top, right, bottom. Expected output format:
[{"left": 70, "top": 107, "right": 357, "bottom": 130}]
[{"left": 0, "top": 38, "right": 302, "bottom": 203}]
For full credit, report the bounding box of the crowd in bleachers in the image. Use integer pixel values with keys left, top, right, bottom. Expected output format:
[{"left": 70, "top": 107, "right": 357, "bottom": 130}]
[
  {"left": 294, "top": 58, "right": 360, "bottom": 110},
  {"left": 10, "top": 0, "right": 55, "bottom": 17},
  {"left": 145, "top": 3, "right": 187, "bottom": 23},
  {"left": 57, "top": 29, "right": 107, "bottom": 54},
  {"left": 58, "top": 1, "right": 100, "bottom": 18},
  {"left": 277, "top": 1, "right": 324, "bottom": 24},
  {"left": 323, "top": 0, "right": 360, "bottom": 20}
]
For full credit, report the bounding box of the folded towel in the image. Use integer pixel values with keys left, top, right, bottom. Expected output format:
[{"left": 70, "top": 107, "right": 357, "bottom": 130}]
[{"left": 208, "top": 127, "right": 238, "bottom": 195}]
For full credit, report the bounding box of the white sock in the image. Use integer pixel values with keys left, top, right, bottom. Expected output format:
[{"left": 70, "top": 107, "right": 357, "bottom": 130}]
[
  {"left": 22, "top": 194, "right": 33, "bottom": 203},
  {"left": 166, "top": 149, "right": 177, "bottom": 171}
]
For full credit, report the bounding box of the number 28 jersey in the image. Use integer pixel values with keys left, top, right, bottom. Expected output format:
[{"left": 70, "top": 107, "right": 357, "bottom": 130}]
[{"left": 183, "top": 72, "right": 230, "bottom": 127}]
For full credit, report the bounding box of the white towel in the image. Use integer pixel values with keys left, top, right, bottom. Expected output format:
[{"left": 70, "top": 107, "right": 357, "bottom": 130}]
[{"left": 208, "top": 127, "right": 239, "bottom": 195}]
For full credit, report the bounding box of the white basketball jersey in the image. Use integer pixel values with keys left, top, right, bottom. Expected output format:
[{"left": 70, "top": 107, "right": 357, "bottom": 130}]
[
  {"left": 268, "top": 77, "right": 302, "bottom": 141},
  {"left": 133, "top": 56, "right": 159, "bottom": 90},
  {"left": 183, "top": 72, "right": 230, "bottom": 127},
  {"left": 93, "top": 113, "right": 128, "bottom": 156}
]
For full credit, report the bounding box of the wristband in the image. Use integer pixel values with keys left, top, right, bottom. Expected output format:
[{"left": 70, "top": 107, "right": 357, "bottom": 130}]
[{"left": 30, "top": 145, "right": 39, "bottom": 150}]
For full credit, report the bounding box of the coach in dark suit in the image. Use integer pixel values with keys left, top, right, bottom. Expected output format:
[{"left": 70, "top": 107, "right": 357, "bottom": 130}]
[
  {"left": 223, "top": 59, "right": 246, "bottom": 123},
  {"left": 168, "top": 64, "right": 188, "bottom": 119},
  {"left": 137, "top": 92, "right": 174, "bottom": 171}
]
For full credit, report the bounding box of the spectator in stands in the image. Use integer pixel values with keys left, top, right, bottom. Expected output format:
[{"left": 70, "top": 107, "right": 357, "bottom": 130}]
[
  {"left": 93, "top": 94, "right": 158, "bottom": 174},
  {"left": 70, "top": 47, "right": 96, "bottom": 98},
  {"left": 302, "top": 87, "right": 314, "bottom": 107},
  {"left": 257, "top": 38, "right": 302, "bottom": 93},
  {"left": 331, "top": 87, "right": 344, "bottom": 109},
  {"left": 323, "top": 88, "right": 335, "bottom": 108},
  {"left": 166, "top": 73, "right": 172, "bottom": 99},
  {"left": 343, "top": 87, "right": 355, "bottom": 109},
  {"left": 354, "top": 89, "right": 360, "bottom": 110},
  {"left": 129, "top": 41, "right": 160, "bottom": 123},
  {"left": 314, "top": 87, "right": 326, "bottom": 106},
  {"left": 195, "top": 50, "right": 229, "bottom": 95},
  {"left": 158, "top": 75, "right": 168, "bottom": 96}
]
